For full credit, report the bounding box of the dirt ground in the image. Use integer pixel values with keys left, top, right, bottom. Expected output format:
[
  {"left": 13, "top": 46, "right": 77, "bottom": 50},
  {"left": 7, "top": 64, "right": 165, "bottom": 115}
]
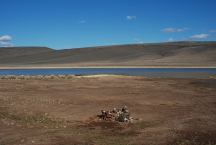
[{"left": 0, "top": 75, "right": 216, "bottom": 145}]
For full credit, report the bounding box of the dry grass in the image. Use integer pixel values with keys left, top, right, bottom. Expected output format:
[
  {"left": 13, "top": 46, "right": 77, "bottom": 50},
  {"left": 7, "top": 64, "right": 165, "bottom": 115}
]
[{"left": 0, "top": 76, "right": 216, "bottom": 145}]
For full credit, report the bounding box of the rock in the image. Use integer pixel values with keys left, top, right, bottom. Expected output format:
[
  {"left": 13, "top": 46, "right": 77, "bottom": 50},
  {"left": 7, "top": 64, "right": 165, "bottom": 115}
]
[{"left": 97, "top": 106, "right": 133, "bottom": 123}]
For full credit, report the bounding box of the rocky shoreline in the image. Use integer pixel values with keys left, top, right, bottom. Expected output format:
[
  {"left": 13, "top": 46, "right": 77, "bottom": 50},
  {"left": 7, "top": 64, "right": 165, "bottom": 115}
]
[
  {"left": 0, "top": 74, "right": 133, "bottom": 80},
  {"left": 0, "top": 74, "right": 78, "bottom": 80}
]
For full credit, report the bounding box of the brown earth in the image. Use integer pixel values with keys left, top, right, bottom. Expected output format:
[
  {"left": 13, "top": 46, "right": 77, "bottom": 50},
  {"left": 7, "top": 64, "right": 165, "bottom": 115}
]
[
  {"left": 0, "top": 41, "right": 216, "bottom": 67},
  {"left": 0, "top": 75, "right": 216, "bottom": 145}
]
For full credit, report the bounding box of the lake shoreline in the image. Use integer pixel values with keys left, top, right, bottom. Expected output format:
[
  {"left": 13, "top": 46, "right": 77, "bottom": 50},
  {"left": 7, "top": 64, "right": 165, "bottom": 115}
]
[
  {"left": 0, "top": 68, "right": 216, "bottom": 78},
  {"left": 0, "top": 74, "right": 129, "bottom": 80},
  {"left": 0, "top": 74, "right": 215, "bottom": 79}
]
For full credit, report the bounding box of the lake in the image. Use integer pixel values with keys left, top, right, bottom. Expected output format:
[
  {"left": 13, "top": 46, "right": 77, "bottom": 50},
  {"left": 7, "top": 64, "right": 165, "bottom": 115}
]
[{"left": 0, "top": 68, "right": 216, "bottom": 78}]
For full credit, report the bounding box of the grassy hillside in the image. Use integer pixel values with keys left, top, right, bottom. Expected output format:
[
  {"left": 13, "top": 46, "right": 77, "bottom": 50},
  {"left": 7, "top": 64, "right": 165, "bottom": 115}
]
[{"left": 0, "top": 42, "right": 216, "bottom": 67}]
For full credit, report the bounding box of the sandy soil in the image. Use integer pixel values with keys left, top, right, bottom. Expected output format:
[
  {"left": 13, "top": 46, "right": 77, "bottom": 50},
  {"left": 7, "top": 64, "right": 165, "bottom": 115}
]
[{"left": 0, "top": 75, "right": 216, "bottom": 145}]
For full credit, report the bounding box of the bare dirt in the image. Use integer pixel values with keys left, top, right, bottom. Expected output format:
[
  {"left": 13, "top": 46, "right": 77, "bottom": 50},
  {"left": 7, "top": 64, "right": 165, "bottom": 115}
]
[{"left": 0, "top": 75, "right": 216, "bottom": 145}]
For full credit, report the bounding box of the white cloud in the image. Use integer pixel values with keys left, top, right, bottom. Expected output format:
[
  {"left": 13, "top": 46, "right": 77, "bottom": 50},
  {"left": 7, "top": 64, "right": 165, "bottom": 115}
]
[
  {"left": 190, "top": 33, "right": 209, "bottom": 39},
  {"left": 0, "top": 35, "right": 13, "bottom": 47},
  {"left": 126, "top": 16, "right": 136, "bottom": 20},
  {"left": 162, "top": 27, "right": 187, "bottom": 33},
  {"left": 0, "top": 41, "right": 13, "bottom": 47},
  {"left": 0, "top": 35, "right": 12, "bottom": 41}
]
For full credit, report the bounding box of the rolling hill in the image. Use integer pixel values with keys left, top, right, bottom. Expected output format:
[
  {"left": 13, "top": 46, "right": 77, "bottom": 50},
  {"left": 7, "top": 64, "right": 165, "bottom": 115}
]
[{"left": 0, "top": 41, "right": 216, "bottom": 67}]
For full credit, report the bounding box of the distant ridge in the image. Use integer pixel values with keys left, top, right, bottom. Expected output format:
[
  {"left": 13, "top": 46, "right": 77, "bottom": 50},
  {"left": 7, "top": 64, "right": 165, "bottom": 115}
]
[{"left": 0, "top": 41, "right": 216, "bottom": 67}]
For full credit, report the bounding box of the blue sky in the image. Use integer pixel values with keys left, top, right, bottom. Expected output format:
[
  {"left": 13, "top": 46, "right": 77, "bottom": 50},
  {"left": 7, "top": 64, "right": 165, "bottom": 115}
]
[{"left": 0, "top": 0, "right": 216, "bottom": 49}]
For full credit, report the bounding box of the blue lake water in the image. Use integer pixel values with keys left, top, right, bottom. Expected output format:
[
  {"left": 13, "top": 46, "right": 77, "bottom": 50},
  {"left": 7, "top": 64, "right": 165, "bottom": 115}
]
[{"left": 0, "top": 68, "right": 216, "bottom": 78}]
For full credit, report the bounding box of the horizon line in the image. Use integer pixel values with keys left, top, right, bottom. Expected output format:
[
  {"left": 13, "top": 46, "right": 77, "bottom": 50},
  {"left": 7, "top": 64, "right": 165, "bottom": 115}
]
[{"left": 1, "top": 40, "right": 216, "bottom": 50}]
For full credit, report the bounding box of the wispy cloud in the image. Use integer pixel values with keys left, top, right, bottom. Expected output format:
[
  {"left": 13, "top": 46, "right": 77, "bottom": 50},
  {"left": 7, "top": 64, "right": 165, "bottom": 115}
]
[
  {"left": 126, "top": 16, "right": 136, "bottom": 20},
  {"left": 133, "top": 38, "right": 144, "bottom": 44},
  {"left": 0, "top": 35, "right": 13, "bottom": 47},
  {"left": 210, "top": 30, "right": 216, "bottom": 33},
  {"left": 168, "top": 38, "right": 174, "bottom": 42},
  {"left": 79, "top": 20, "right": 86, "bottom": 24},
  {"left": 162, "top": 27, "right": 187, "bottom": 33},
  {"left": 190, "top": 33, "right": 209, "bottom": 39},
  {"left": 0, "top": 41, "right": 13, "bottom": 47}
]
